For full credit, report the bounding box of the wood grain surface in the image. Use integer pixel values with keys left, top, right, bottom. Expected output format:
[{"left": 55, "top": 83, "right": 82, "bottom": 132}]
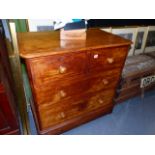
[{"left": 18, "top": 28, "right": 131, "bottom": 58}]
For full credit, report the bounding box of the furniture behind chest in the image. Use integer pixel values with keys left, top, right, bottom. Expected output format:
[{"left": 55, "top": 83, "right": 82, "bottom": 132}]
[
  {"left": 0, "top": 81, "right": 19, "bottom": 134},
  {"left": 0, "top": 34, "right": 20, "bottom": 135},
  {"left": 18, "top": 29, "right": 131, "bottom": 134},
  {"left": 115, "top": 54, "right": 155, "bottom": 103}
]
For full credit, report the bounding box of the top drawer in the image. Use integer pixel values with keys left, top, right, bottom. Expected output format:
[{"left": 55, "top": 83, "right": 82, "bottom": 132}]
[
  {"left": 27, "top": 52, "right": 88, "bottom": 86},
  {"left": 89, "top": 47, "right": 128, "bottom": 72},
  {"left": 27, "top": 46, "right": 128, "bottom": 87}
]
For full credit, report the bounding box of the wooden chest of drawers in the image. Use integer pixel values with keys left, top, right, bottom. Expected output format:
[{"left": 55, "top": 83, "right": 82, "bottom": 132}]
[{"left": 18, "top": 29, "right": 131, "bottom": 134}]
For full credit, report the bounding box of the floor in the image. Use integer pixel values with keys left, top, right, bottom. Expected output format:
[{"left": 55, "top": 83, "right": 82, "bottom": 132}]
[{"left": 28, "top": 89, "right": 155, "bottom": 135}]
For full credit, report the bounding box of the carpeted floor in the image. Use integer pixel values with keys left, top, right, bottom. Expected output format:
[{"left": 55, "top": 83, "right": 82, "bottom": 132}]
[{"left": 28, "top": 89, "right": 155, "bottom": 135}]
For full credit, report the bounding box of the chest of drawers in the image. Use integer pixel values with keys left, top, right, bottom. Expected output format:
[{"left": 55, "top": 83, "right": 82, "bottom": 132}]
[{"left": 18, "top": 29, "right": 131, "bottom": 134}]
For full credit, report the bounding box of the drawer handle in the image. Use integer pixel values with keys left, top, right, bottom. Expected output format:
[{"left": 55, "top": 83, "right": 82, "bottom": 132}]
[
  {"left": 60, "top": 112, "right": 65, "bottom": 118},
  {"left": 107, "top": 58, "right": 114, "bottom": 64},
  {"left": 59, "top": 90, "right": 67, "bottom": 98},
  {"left": 57, "top": 112, "right": 66, "bottom": 119},
  {"left": 98, "top": 99, "right": 104, "bottom": 104},
  {"left": 102, "top": 79, "right": 109, "bottom": 85},
  {"left": 59, "top": 66, "right": 67, "bottom": 74},
  {"left": 93, "top": 54, "right": 99, "bottom": 59}
]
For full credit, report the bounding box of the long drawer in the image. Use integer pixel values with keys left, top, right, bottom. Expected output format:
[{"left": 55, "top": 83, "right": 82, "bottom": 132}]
[
  {"left": 33, "top": 69, "right": 121, "bottom": 106},
  {"left": 37, "top": 89, "right": 115, "bottom": 130}
]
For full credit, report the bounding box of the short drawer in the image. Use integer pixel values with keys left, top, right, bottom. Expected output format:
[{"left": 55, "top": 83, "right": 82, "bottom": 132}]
[
  {"left": 27, "top": 52, "right": 88, "bottom": 86},
  {"left": 33, "top": 69, "right": 120, "bottom": 106},
  {"left": 89, "top": 47, "right": 128, "bottom": 72},
  {"left": 37, "top": 89, "right": 115, "bottom": 130}
]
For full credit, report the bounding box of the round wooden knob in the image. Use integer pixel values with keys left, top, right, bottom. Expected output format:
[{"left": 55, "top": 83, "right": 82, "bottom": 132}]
[
  {"left": 59, "top": 66, "right": 67, "bottom": 74},
  {"left": 60, "top": 112, "right": 65, "bottom": 118},
  {"left": 102, "top": 79, "right": 109, "bottom": 85},
  {"left": 59, "top": 90, "right": 66, "bottom": 98},
  {"left": 57, "top": 112, "right": 66, "bottom": 119},
  {"left": 107, "top": 58, "right": 114, "bottom": 64},
  {"left": 93, "top": 54, "right": 99, "bottom": 59},
  {"left": 98, "top": 99, "right": 104, "bottom": 104}
]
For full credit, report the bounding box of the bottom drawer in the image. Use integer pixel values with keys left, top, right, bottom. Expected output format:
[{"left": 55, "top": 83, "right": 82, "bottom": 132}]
[{"left": 37, "top": 89, "right": 115, "bottom": 130}]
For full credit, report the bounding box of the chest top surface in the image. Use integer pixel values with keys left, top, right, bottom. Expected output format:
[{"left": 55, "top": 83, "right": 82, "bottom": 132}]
[{"left": 17, "top": 28, "right": 131, "bottom": 59}]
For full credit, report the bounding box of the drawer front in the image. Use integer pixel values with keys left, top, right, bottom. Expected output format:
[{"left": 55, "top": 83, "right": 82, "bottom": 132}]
[
  {"left": 38, "top": 89, "right": 115, "bottom": 129},
  {"left": 34, "top": 69, "right": 120, "bottom": 106},
  {"left": 89, "top": 47, "right": 128, "bottom": 72},
  {"left": 28, "top": 52, "right": 88, "bottom": 86}
]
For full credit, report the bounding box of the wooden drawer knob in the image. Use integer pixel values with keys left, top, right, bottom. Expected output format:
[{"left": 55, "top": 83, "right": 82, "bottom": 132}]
[
  {"left": 98, "top": 99, "right": 104, "bottom": 104},
  {"left": 107, "top": 58, "right": 114, "bottom": 64},
  {"left": 57, "top": 112, "right": 66, "bottom": 119},
  {"left": 93, "top": 54, "right": 99, "bottom": 59},
  {"left": 60, "top": 112, "right": 65, "bottom": 118},
  {"left": 102, "top": 79, "right": 109, "bottom": 85},
  {"left": 59, "top": 66, "right": 67, "bottom": 74},
  {"left": 59, "top": 90, "right": 66, "bottom": 98}
]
